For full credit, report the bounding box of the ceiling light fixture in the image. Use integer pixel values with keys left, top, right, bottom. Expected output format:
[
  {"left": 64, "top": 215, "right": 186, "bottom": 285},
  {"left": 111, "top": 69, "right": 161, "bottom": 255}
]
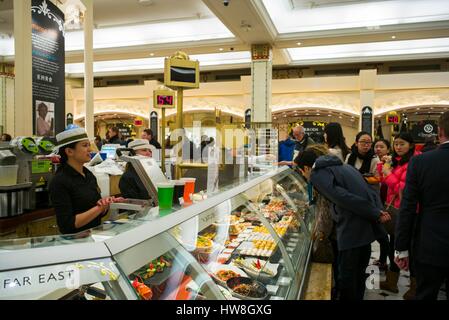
[
  {"left": 391, "top": 35, "right": 396, "bottom": 39},
  {"left": 297, "top": 42, "right": 302, "bottom": 46},
  {"left": 149, "top": 53, "right": 155, "bottom": 56},
  {"left": 219, "top": 48, "right": 224, "bottom": 51}
]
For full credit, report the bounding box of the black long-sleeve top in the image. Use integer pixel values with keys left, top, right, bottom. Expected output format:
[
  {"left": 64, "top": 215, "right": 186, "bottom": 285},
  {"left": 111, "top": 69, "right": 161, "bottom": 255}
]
[{"left": 49, "top": 164, "right": 102, "bottom": 234}]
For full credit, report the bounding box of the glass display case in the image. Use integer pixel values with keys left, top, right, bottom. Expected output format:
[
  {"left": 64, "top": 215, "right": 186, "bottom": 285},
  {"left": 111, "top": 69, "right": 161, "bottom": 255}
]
[{"left": 0, "top": 167, "right": 315, "bottom": 300}]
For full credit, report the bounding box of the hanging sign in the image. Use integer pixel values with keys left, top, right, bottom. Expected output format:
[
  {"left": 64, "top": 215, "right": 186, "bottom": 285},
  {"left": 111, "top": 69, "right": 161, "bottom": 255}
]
[
  {"left": 31, "top": 0, "right": 65, "bottom": 138},
  {"left": 386, "top": 111, "right": 401, "bottom": 125},
  {"left": 134, "top": 117, "right": 143, "bottom": 127},
  {"left": 66, "top": 113, "right": 73, "bottom": 126},
  {"left": 245, "top": 109, "right": 251, "bottom": 129},
  {"left": 361, "top": 106, "right": 373, "bottom": 135},
  {"left": 150, "top": 111, "right": 158, "bottom": 140}
]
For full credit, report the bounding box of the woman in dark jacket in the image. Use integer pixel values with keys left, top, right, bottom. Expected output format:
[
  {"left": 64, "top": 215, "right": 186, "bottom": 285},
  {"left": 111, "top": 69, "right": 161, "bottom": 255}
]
[{"left": 119, "top": 139, "right": 155, "bottom": 200}]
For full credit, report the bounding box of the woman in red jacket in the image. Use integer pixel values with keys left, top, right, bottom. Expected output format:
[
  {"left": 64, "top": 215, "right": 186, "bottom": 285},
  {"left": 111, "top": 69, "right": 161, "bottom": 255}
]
[{"left": 379, "top": 132, "right": 420, "bottom": 299}]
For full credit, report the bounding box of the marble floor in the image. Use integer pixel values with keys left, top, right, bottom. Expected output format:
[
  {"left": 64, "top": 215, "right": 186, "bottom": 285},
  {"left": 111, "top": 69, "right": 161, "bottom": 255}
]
[{"left": 364, "top": 241, "right": 447, "bottom": 300}]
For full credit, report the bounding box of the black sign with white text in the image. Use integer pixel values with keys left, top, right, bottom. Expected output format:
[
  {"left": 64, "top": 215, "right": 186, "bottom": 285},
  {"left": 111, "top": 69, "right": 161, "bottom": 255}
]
[
  {"left": 31, "top": 0, "right": 65, "bottom": 137},
  {"left": 361, "top": 106, "right": 373, "bottom": 136},
  {"left": 150, "top": 111, "right": 158, "bottom": 140}
]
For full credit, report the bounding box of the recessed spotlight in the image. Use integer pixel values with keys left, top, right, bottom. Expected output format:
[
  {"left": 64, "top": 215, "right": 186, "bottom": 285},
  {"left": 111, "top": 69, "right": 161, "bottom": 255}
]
[
  {"left": 219, "top": 48, "right": 224, "bottom": 51},
  {"left": 316, "top": 113, "right": 320, "bottom": 116},
  {"left": 416, "top": 107, "right": 420, "bottom": 110},
  {"left": 149, "top": 53, "right": 155, "bottom": 56},
  {"left": 391, "top": 35, "right": 396, "bottom": 39},
  {"left": 430, "top": 107, "right": 434, "bottom": 109},
  {"left": 284, "top": 114, "right": 287, "bottom": 117},
  {"left": 297, "top": 42, "right": 302, "bottom": 46},
  {"left": 339, "top": 116, "right": 343, "bottom": 119},
  {"left": 328, "top": 114, "right": 332, "bottom": 117}
]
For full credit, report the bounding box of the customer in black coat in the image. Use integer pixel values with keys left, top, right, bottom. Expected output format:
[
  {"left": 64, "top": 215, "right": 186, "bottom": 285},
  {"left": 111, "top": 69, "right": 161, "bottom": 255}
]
[
  {"left": 295, "top": 151, "right": 390, "bottom": 300},
  {"left": 395, "top": 111, "right": 449, "bottom": 300}
]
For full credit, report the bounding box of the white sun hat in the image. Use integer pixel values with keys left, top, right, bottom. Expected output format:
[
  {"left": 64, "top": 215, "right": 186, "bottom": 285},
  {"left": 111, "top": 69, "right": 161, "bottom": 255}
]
[
  {"left": 54, "top": 128, "right": 90, "bottom": 153},
  {"left": 128, "top": 139, "right": 155, "bottom": 153}
]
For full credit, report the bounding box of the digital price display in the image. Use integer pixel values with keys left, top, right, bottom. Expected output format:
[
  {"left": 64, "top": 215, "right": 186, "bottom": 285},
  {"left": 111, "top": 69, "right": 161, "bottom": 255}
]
[
  {"left": 157, "top": 95, "right": 174, "bottom": 106},
  {"left": 153, "top": 90, "right": 175, "bottom": 109},
  {"left": 386, "top": 112, "right": 400, "bottom": 124}
]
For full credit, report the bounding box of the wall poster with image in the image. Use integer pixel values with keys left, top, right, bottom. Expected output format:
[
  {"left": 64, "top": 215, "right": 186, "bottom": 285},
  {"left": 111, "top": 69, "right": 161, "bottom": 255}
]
[
  {"left": 31, "top": 0, "right": 65, "bottom": 137},
  {"left": 35, "top": 100, "right": 54, "bottom": 137}
]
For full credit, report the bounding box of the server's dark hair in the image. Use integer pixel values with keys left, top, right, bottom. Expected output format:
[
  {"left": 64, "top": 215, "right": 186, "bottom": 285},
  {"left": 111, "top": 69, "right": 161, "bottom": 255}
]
[
  {"left": 392, "top": 132, "right": 415, "bottom": 167},
  {"left": 324, "top": 122, "right": 350, "bottom": 159},
  {"left": 58, "top": 141, "right": 79, "bottom": 165}
]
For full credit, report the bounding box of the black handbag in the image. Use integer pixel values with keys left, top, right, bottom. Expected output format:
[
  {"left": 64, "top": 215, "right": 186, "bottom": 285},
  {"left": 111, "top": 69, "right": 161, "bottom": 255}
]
[{"left": 383, "top": 194, "right": 399, "bottom": 235}]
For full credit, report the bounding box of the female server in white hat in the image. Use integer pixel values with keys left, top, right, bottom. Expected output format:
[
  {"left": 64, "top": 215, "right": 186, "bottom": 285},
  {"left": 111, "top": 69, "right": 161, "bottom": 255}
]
[
  {"left": 119, "top": 139, "right": 155, "bottom": 200},
  {"left": 49, "top": 128, "right": 123, "bottom": 234}
]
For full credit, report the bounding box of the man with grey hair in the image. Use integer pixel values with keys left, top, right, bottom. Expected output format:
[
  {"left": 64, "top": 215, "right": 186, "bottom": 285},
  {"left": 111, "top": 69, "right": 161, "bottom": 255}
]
[
  {"left": 278, "top": 125, "right": 315, "bottom": 166},
  {"left": 292, "top": 125, "right": 315, "bottom": 159}
]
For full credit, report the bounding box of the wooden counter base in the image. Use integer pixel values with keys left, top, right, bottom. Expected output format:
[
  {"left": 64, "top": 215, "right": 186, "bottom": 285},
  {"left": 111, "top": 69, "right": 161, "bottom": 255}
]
[{"left": 304, "top": 263, "right": 333, "bottom": 300}]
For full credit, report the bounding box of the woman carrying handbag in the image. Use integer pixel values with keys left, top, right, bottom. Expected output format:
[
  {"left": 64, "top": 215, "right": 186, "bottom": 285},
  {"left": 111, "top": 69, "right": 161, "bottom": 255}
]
[{"left": 379, "top": 133, "right": 420, "bottom": 299}]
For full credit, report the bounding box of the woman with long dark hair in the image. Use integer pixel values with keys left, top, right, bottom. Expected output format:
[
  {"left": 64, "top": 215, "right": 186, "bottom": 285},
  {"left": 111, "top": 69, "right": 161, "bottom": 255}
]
[
  {"left": 49, "top": 128, "right": 124, "bottom": 234},
  {"left": 324, "top": 122, "right": 350, "bottom": 162},
  {"left": 379, "top": 132, "right": 420, "bottom": 299}
]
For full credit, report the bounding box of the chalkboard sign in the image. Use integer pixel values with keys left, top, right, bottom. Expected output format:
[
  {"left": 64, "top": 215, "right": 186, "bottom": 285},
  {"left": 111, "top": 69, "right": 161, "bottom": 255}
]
[
  {"left": 245, "top": 109, "right": 251, "bottom": 129},
  {"left": 31, "top": 0, "right": 65, "bottom": 137},
  {"left": 361, "top": 106, "right": 373, "bottom": 135},
  {"left": 150, "top": 111, "right": 158, "bottom": 140}
]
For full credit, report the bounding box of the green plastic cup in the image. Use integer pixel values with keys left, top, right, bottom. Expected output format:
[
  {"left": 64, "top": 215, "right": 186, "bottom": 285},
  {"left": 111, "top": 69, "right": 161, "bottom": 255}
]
[{"left": 157, "top": 182, "right": 174, "bottom": 210}]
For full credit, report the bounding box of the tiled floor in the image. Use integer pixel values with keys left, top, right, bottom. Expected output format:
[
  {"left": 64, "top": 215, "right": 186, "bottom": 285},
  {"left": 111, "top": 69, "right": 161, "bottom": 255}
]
[{"left": 364, "top": 241, "right": 447, "bottom": 300}]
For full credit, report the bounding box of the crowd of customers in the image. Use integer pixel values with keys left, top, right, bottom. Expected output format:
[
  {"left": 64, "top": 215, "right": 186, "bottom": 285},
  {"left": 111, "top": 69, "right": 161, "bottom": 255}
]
[{"left": 290, "top": 111, "right": 449, "bottom": 300}]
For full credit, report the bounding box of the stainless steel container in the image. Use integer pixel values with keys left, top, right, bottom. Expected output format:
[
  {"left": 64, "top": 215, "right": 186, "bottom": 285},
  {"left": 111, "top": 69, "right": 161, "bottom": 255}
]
[{"left": 0, "top": 183, "right": 33, "bottom": 218}]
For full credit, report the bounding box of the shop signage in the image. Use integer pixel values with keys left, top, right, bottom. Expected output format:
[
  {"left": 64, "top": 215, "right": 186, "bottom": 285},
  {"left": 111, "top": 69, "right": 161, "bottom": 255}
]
[
  {"left": 245, "top": 109, "right": 251, "bottom": 129},
  {"left": 411, "top": 120, "right": 438, "bottom": 142},
  {"left": 150, "top": 111, "right": 158, "bottom": 140},
  {"left": 386, "top": 111, "right": 401, "bottom": 125},
  {"left": 31, "top": 0, "right": 65, "bottom": 138},
  {"left": 134, "top": 117, "right": 143, "bottom": 127},
  {"left": 361, "top": 106, "right": 373, "bottom": 135},
  {"left": 289, "top": 121, "right": 327, "bottom": 143},
  {"left": 0, "top": 258, "right": 119, "bottom": 299}
]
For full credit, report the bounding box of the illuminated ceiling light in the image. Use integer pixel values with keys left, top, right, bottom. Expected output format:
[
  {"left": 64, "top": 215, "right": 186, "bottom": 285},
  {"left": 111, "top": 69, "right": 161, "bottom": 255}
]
[
  {"left": 149, "top": 53, "right": 155, "bottom": 56},
  {"left": 219, "top": 48, "right": 224, "bottom": 51},
  {"left": 297, "top": 42, "right": 302, "bottom": 46},
  {"left": 339, "top": 116, "right": 343, "bottom": 119},
  {"left": 391, "top": 35, "right": 396, "bottom": 39},
  {"left": 328, "top": 114, "right": 332, "bottom": 117},
  {"left": 287, "top": 38, "right": 449, "bottom": 64},
  {"left": 416, "top": 107, "right": 420, "bottom": 110}
]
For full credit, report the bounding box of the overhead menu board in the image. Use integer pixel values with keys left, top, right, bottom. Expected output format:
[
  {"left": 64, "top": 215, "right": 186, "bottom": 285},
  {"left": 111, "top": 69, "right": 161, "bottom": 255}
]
[{"left": 31, "top": 0, "right": 65, "bottom": 138}]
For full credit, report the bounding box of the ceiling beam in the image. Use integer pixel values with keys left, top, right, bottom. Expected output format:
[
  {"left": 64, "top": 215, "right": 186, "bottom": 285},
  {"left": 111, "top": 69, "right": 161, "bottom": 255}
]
[{"left": 202, "top": 0, "right": 276, "bottom": 45}]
